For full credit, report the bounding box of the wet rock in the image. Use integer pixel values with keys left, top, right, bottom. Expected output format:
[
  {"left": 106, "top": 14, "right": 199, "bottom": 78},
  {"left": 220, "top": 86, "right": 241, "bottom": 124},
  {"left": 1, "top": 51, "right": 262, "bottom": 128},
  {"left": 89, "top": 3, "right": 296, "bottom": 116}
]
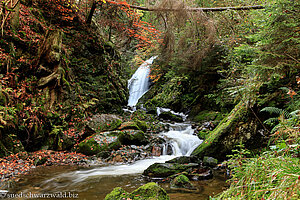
[
  {"left": 131, "top": 182, "right": 169, "bottom": 200},
  {"left": 135, "top": 120, "right": 149, "bottom": 132},
  {"left": 158, "top": 111, "right": 183, "bottom": 122},
  {"left": 170, "top": 174, "right": 196, "bottom": 190},
  {"left": 105, "top": 182, "right": 169, "bottom": 200},
  {"left": 152, "top": 146, "right": 161, "bottom": 156},
  {"left": 77, "top": 131, "right": 121, "bottom": 156},
  {"left": 118, "top": 121, "right": 140, "bottom": 131},
  {"left": 107, "top": 145, "right": 150, "bottom": 163},
  {"left": 118, "top": 130, "right": 149, "bottom": 146},
  {"left": 166, "top": 156, "right": 201, "bottom": 164},
  {"left": 203, "top": 156, "right": 218, "bottom": 167},
  {"left": 86, "top": 114, "right": 122, "bottom": 133},
  {"left": 188, "top": 167, "right": 213, "bottom": 180},
  {"left": 104, "top": 187, "right": 129, "bottom": 200},
  {"left": 118, "top": 120, "right": 148, "bottom": 132},
  {"left": 143, "top": 163, "right": 199, "bottom": 177}
]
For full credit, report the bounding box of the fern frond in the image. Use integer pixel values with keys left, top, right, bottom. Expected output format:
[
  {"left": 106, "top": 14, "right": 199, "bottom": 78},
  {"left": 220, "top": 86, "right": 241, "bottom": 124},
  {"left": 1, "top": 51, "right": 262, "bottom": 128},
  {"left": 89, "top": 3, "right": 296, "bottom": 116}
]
[
  {"left": 264, "top": 117, "right": 279, "bottom": 125},
  {"left": 261, "top": 107, "right": 284, "bottom": 115},
  {"left": 290, "top": 110, "right": 300, "bottom": 116}
]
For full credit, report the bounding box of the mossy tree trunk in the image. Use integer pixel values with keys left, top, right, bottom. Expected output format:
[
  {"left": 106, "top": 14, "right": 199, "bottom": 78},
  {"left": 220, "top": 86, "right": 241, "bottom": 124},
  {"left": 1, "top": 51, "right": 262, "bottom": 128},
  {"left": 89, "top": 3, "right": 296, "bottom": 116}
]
[
  {"left": 192, "top": 101, "right": 262, "bottom": 160},
  {"left": 36, "top": 30, "right": 64, "bottom": 108}
]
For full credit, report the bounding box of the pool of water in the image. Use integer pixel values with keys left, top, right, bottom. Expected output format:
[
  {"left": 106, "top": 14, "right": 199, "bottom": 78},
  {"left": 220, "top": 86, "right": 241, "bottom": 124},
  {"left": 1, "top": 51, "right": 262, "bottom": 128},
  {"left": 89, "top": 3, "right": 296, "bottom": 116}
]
[{"left": 11, "top": 165, "right": 227, "bottom": 200}]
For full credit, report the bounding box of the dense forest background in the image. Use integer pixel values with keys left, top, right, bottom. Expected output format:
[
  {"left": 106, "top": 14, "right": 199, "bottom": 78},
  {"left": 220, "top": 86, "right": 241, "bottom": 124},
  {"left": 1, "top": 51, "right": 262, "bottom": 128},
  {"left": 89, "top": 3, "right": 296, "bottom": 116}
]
[{"left": 0, "top": 0, "right": 299, "bottom": 199}]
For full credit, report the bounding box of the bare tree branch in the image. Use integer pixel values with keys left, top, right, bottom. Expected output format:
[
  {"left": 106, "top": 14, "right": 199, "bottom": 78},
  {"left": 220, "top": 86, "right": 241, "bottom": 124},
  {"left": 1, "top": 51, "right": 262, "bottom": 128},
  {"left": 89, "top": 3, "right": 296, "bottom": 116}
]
[{"left": 108, "top": 1, "right": 264, "bottom": 12}]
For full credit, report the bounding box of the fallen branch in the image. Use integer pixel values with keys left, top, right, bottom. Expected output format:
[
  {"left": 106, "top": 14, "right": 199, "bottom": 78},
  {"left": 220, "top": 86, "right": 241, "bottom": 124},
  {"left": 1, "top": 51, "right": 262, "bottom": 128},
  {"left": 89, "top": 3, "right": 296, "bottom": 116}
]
[{"left": 108, "top": 1, "right": 264, "bottom": 12}]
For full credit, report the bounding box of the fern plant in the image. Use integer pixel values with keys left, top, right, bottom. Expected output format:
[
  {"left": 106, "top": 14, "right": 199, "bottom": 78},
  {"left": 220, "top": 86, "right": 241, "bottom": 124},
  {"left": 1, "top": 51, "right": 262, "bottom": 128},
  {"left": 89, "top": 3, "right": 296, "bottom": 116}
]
[{"left": 261, "top": 107, "right": 299, "bottom": 144}]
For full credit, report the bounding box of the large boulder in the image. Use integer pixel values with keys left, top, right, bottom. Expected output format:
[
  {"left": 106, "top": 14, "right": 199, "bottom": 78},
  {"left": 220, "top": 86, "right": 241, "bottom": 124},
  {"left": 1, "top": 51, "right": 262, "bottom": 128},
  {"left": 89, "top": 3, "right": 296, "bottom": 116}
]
[
  {"left": 104, "top": 187, "right": 129, "bottom": 200},
  {"left": 86, "top": 114, "right": 122, "bottom": 133},
  {"left": 159, "top": 111, "right": 183, "bottom": 122},
  {"left": 192, "top": 101, "right": 260, "bottom": 160},
  {"left": 118, "top": 130, "right": 149, "bottom": 146},
  {"left": 131, "top": 182, "right": 169, "bottom": 200},
  {"left": 166, "top": 156, "right": 201, "bottom": 164},
  {"left": 77, "top": 131, "right": 121, "bottom": 156},
  {"left": 104, "top": 182, "right": 169, "bottom": 200},
  {"left": 170, "top": 174, "right": 196, "bottom": 190},
  {"left": 143, "top": 163, "right": 199, "bottom": 177},
  {"left": 118, "top": 120, "right": 148, "bottom": 132}
]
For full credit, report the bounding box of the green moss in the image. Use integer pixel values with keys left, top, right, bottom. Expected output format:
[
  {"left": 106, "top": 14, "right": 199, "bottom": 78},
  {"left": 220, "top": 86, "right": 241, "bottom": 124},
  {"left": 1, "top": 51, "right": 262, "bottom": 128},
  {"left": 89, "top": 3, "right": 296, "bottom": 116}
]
[
  {"left": 0, "top": 140, "right": 8, "bottom": 157},
  {"left": 104, "top": 187, "right": 129, "bottom": 200},
  {"left": 130, "top": 182, "right": 170, "bottom": 200},
  {"left": 77, "top": 138, "right": 103, "bottom": 156},
  {"left": 118, "top": 121, "right": 140, "bottom": 131},
  {"left": 170, "top": 175, "right": 195, "bottom": 190},
  {"left": 159, "top": 112, "right": 183, "bottom": 122},
  {"left": 193, "top": 110, "right": 227, "bottom": 123},
  {"left": 134, "top": 120, "right": 148, "bottom": 132},
  {"left": 197, "top": 130, "right": 210, "bottom": 139},
  {"left": 191, "top": 101, "right": 248, "bottom": 159},
  {"left": 143, "top": 163, "right": 199, "bottom": 177},
  {"left": 118, "top": 130, "right": 148, "bottom": 146},
  {"left": 105, "top": 183, "right": 169, "bottom": 200}
]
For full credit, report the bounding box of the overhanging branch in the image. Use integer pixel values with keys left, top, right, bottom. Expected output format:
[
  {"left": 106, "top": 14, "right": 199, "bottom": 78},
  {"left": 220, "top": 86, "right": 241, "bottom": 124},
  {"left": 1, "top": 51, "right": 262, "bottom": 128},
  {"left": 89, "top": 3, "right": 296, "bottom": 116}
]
[{"left": 108, "top": 1, "right": 264, "bottom": 12}]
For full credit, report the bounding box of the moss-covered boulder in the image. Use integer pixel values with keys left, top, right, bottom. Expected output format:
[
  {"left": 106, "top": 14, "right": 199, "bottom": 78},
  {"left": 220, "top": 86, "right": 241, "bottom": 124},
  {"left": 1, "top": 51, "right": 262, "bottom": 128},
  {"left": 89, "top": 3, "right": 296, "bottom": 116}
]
[
  {"left": 118, "top": 130, "right": 149, "bottom": 146},
  {"left": 165, "top": 156, "right": 201, "bottom": 164},
  {"left": 158, "top": 112, "right": 183, "bottom": 122},
  {"left": 131, "top": 182, "right": 169, "bottom": 200},
  {"left": 203, "top": 156, "right": 218, "bottom": 167},
  {"left": 118, "top": 120, "right": 149, "bottom": 132},
  {"left": 118, "top": 121, "right": 140, "bottom": 131},
  {"left": 0, "top": 134, "right": 25, "bottom": 157},
  {"left": 104, "top": 182, "right": 169, "bottom": 200},
  {"left": 143, "top": 163, "right": 199, "bottom": 177},
  {"left": 134, "top": 120, "right": 148, "bottom": 132},
  {"left": 104, "top": 187, "right": 129, "bottom": 200},
  {"left": 170, "top": 174, "right": 196, "bottom": 190},
  {"left": 86, "top": 114, "right": 122, "bottom": 133},
  {"left": 192, "top": 101, "right": 259, "bottom": 160},
  {"left": 77, "top": 131, "right": 121, "bottom": 156}
]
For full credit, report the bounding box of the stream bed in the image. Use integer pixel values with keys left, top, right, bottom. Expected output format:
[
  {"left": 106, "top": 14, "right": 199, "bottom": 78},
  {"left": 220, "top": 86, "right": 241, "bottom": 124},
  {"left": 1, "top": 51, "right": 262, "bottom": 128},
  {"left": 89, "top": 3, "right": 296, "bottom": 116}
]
[
  {"left": 9, "top": 123, "right": 227, "bottom": 199},
  {"left": 11, "top": 165, "right": 227, "bottom": 199}
]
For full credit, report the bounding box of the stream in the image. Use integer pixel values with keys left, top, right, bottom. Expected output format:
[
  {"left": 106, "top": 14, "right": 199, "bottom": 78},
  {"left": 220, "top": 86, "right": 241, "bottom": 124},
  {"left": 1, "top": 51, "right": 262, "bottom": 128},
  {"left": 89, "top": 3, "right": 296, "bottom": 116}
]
[
  {"left": 8, "top": 57, "right": 227, "bottom": 199},
  {"left": 11, "top": 123, "right": 227, "bottom": 199}
]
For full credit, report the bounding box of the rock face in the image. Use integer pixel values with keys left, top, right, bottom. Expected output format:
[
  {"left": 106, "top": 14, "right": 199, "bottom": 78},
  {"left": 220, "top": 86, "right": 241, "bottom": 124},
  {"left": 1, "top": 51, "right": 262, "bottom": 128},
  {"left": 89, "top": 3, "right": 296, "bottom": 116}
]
[
  {"left": 104, "top": 182, "right": 170, "bottom": 200},
  {"left": 143, "top": 163, "right": 199, "bottom": 177},
  {"left": 192, "top": 101, "right": 259, "bottom": 160},
  {"left": 170, "top": 174, "right": 196, "bottom": 190}
]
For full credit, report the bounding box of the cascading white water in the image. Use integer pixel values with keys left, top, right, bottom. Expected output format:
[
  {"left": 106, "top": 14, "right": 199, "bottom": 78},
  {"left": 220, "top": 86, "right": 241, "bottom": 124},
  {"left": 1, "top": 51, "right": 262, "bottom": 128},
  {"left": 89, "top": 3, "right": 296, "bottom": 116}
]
[
  {"left": 161, "top": 123, "right": 202, "bottom": 156},
  {"left": 40, "top": 123, "right": 202, "bottom": 185},
  {"left": 127, "top": 56, "right": 157, "bottom": 107},
  {"left": 37, "top": 57, "right": 202, "bottom": 187}
]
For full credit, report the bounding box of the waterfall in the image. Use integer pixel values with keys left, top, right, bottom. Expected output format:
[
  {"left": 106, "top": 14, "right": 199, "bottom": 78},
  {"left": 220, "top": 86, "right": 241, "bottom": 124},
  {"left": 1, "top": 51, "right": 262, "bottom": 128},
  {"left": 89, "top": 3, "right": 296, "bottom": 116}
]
[
  {"left": 127, "top": 56, "right": 157, "bottom": 107},
  {"left": 40, "top": 123, "right": 202, "bottom": 184}
]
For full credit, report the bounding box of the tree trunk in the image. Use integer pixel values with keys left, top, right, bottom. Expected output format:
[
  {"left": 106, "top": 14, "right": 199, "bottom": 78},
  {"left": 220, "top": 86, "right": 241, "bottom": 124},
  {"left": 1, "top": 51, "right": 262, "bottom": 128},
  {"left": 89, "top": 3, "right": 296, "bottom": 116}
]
[
  {"left": 86, "top": 0, "right": 97, "bottom": 25},
  {"left": 11, "top": 0, "right": 20, "bottom": 31},
  {"left": 36, "top": 30, "right": 64, "bottom": 108}
]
